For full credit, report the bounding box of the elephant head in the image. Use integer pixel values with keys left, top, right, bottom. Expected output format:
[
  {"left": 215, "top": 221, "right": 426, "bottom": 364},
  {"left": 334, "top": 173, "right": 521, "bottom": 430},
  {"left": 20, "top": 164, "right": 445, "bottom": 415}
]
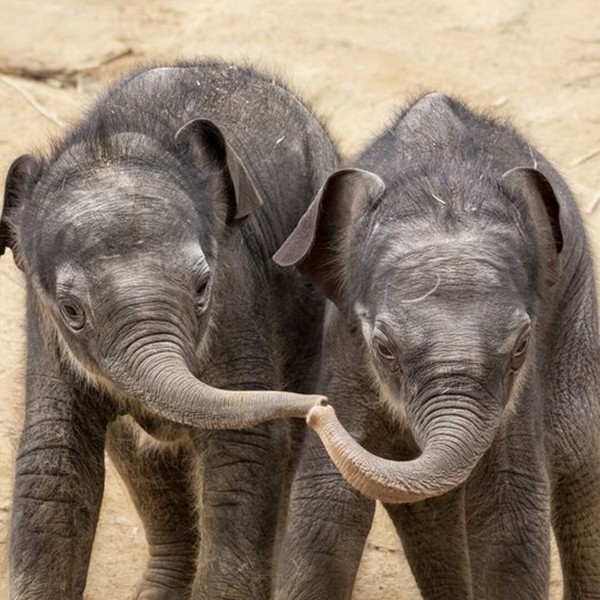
[
  {"left": 274, "top": 165, "right": 562, "bottom": 503},
  {"left": 0, "top": 117, "right": 325, "bottom": 431}
]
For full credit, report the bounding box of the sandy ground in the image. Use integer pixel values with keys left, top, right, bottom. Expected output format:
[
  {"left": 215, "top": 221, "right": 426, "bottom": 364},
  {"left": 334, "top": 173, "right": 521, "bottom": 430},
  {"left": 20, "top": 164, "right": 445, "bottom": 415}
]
[{"left": 0, "top": 1, "right": 598, "bottom": 597}]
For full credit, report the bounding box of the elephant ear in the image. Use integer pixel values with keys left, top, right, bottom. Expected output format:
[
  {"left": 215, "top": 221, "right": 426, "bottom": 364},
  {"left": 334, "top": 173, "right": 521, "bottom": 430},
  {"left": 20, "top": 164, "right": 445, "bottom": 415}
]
[
  {"left": 273, "top": 168, "right": 385, "bottom": 307},
  {"left": 502, "top": 166, "right": 563, "bottom": 286},
  {"left": 1, "top": 154, "right": 42, "bottom": 267},
  {"left": 175, "top": 118, "right": 264, "bottom": 221}
]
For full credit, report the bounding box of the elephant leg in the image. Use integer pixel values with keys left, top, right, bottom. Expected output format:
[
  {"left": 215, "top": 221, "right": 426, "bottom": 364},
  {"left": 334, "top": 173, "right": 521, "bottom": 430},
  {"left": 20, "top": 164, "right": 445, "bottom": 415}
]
[
  {"left": 549, "top": 383, "right": 600, "bottom": 599},
  {"left": 106, "top": 418, "right": 198, "bottom": 600},
  {"left": 273, "top": 430, "right": 376, "bottom": 600},
  {"left": 551, "top": 456, "right": 600, "bottom": 600},
  {"left": 190, "top": 421, "right": 289, "bottom": 600},
  {"left": 465, "top": 435, "right": 551, "bottom": 600},
  {"left": 9, "top": 372, "right": 111, "bottom": 599},
  {"left": 384, "top": 487, "right": 473, "bottom": 599},
  {"left": 546, "top": 277, "right": 600, "bottom": 598}
]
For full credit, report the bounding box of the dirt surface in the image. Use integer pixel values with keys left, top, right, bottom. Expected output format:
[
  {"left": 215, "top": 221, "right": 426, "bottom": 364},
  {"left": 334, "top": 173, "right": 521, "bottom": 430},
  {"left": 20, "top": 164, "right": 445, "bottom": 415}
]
[{"left": 0, "top": 1, "right": 598, "bottom": 597}]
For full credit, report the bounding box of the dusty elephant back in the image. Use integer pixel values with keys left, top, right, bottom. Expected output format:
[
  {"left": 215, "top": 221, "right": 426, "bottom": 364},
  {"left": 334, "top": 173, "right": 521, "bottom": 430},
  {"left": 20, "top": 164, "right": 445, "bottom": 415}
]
[{"left": 56, "top": 59, "right": 339, "bottom": 258}]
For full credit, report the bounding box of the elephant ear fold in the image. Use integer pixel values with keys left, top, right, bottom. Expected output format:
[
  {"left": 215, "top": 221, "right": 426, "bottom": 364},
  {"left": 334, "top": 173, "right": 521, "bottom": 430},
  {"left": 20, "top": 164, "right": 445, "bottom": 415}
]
[
  {"left": 273, "top": 168, "right": 385, "bottom": 306},
  {"left": 175, "top": 118, "right": 264, "bottom": 221},
  {"left": 502, "top": 166, "right": 563, "bottom": 287},
  {"left": 1, "top": 154, "right": 41, "bottom": 267}
]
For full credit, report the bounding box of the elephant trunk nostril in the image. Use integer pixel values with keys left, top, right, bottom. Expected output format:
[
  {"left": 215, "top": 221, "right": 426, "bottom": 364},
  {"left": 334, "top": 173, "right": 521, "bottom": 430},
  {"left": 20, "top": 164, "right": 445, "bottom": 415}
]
[{"left": 306, "top": 403, "right": 333, "bottom": 428}]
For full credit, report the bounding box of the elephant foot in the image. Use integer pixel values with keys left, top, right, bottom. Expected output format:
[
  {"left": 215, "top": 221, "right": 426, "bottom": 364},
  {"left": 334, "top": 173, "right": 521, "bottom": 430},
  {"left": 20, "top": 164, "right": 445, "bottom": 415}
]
[
  {"left": 132, "top": 557, "right": 195, "bottom": 600},
  {"left": 132, "top": 577, "right": 191, "bottom": 600}
]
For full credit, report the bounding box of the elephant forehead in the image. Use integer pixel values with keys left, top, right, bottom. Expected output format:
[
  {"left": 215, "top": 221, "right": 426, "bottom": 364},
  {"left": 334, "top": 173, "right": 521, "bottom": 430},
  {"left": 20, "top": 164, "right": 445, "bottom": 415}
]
[
  {"left": 40, "top": 164, "right": 194, "bottom": 215},
  {"left": 33, "top": 174, "right": 204, "bottom": 255},
  {"left": 42, "top": 199, "right": 199, "bottom": 263},
  {"left": 363, "top": 234, "right": 528, "bottom": 302},
  {"left": 55, "top": 190, "right": 195, "bottom": 234}
]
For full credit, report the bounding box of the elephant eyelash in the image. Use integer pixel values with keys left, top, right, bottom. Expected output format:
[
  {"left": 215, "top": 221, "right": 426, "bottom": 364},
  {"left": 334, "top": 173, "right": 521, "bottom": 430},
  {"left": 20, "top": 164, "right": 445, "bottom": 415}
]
[
  {"left": 372, "top": 330, "right": 400, "bottom": 372},
  {"left": 510, "top": 326, "right": 531, "bottom": 370},
  {"left": 194, "top": 275, "right": 212, "bottom": 314},
  {"left": 58, "top": 296, "right": 86, "bottom": 331}
]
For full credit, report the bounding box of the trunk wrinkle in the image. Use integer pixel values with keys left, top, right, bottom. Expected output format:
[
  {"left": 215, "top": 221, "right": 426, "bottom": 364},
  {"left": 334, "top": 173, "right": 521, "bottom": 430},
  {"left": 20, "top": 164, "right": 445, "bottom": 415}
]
[{"left": 107, "top": 351, "right": 327, "bottom": 430}]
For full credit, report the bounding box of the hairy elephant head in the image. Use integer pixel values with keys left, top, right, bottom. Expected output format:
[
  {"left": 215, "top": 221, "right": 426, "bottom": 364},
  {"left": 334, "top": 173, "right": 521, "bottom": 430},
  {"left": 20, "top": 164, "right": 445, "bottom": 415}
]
[
  {"left": 0, "top": 114, "right": 325, "bottom": 431},
  {"left": 274, "top": 165, "right": 562, "bottom": 503}
]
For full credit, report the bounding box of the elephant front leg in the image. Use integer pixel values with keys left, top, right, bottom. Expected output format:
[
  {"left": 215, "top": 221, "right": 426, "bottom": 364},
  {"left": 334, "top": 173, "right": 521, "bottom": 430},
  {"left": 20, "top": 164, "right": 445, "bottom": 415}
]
[
  {"left": 552, "top": 458, "right": 600, "bottom": 600},
  {"left": 385, "top": 487, "right": 473, "bottom": 599},
  {"left": 548, "top": 355, "right": 600, "bottom": 597},
  {"left": 465, "top": 434, "right": 551, "bottom": 600},
  {"left": 106, "top": 418, "right": 199, "bottom": 600},
  {"left": 9, "top": 374, "right": 111, "bottom": 599},
  {"left": 273, "top": 430, "right": 376, "bottom": 600},
  {"left": 549, "top": 395, "right": 600, "bottom": 600},
  {"left": 191, "top": 422, "right": 288, "bottom": 600}
]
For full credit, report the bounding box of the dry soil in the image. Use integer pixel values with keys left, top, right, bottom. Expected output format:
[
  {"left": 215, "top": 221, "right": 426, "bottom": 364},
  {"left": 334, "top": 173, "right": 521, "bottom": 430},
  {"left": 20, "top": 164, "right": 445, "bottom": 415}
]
[{"left": 0, "top": 1, "right": 598, "bottom": 598}]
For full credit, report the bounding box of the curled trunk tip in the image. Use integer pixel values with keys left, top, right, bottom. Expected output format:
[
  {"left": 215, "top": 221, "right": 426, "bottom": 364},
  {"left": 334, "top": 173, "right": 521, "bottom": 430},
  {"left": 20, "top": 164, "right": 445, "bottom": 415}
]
[{"left": 307, "top": 403, "right": 334, "bottom": 427}]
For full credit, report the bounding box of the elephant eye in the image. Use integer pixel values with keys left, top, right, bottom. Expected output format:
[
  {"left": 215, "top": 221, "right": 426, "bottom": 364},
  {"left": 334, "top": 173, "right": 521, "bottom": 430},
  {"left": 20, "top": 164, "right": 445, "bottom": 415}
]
[
  {"left": 195, "top": 276, "right": 212, "bottom": 314},
  {"left": 510, "top": 327, "right": 531, "bottom": 371},
  {"left": 372, "top": 331, "right": 400, "bottom": 372},
  {"left": 59, "top": 298, "right": 86, "bottom": 331}
]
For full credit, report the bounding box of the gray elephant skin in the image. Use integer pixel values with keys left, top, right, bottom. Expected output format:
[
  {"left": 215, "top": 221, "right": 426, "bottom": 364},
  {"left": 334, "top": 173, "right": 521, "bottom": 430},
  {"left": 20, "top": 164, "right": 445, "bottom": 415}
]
[
  {"left": 274, "top": 93, "right": 600, "bottom": 599},
  {"left": 0, "top": 60, "right": 338, "bottom": 599}
]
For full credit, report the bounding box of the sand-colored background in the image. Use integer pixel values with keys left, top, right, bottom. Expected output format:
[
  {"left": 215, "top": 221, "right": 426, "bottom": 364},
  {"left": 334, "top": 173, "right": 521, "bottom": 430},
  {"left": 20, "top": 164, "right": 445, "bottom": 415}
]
[{"left": 0, "top": 1, "right": 598, "bottom": 597}]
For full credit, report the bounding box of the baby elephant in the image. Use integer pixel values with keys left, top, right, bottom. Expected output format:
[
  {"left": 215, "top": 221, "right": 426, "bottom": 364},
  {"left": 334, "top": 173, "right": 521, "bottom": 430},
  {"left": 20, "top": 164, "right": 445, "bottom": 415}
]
[
  {"left": 274, "top": 93, "right": 600, "bottom": 599},
  {"left": 0, "top": 60, "right": 337, "bottom": 599}
]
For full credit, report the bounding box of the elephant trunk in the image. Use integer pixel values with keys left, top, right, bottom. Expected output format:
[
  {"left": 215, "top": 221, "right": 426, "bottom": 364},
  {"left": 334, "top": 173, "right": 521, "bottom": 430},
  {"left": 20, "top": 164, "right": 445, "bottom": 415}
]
[
  {"left": 307, "top": 394, "right": 501, "bottom": 504},
  {"left": 90, "top": 272, "right": 327, "bottom": 430},
  {"left": 108, "top": 351, "right": 326, "bottom": 430}
]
